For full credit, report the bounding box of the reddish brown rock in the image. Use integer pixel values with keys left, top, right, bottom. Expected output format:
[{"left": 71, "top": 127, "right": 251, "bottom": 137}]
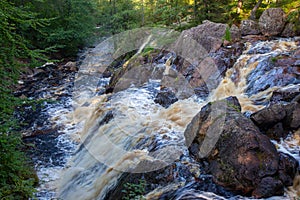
[{"left": 184, "top": 97, "right": 298, "bottom": 198}]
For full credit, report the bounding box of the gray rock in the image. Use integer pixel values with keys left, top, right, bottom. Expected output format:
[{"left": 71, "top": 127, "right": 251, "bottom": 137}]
[
  {"left": 241, "top": 20, "right": 261, "bottom": 35},
  {"left": 259, "top": 8, "right": 286, "bottom": 36},
  {"left": 176, "top": 20, "right": 228, "bottom": 53},
  {"left": 281, "top": 22, "right": 297, "bottom": 37},
  {"left": 230, "top": 24, "right": 241, "bottom": 41}
]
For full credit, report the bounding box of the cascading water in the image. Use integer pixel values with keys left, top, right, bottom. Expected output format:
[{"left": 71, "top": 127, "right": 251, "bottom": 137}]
[{"left": 34, "top": 33, "right": 300, "bottom": 199}]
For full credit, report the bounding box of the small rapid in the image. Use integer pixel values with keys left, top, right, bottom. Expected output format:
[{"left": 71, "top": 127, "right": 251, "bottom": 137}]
[{"left": 29, "top": 34, "right": 300, "bottom": 199}]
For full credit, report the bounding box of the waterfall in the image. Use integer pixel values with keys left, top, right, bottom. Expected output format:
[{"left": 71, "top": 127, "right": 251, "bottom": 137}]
[{"left": 48, "top": 34, "right": 299, "bottom": 199}]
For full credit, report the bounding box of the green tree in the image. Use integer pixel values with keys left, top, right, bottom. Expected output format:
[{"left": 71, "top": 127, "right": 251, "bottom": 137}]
[
  {"left": 97, "top": 0, "right": 141, "bottom": 35},
  {"left": 0, "top": 1, "right": 43, "bottom": 198},
  {"left": 193, "top": 0, "right": 237, "bottom": 24},
  {"left": 34, "top": 0, "right": 99, "bottom": 56}
]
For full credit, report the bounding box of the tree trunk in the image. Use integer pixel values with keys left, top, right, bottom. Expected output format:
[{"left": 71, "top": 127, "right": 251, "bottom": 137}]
[
  {"left": 250, "top": 0, "right": 263, "bottom": 20},
  {"left": 141, "top": 0, "right": 145, "bottom": 26}
]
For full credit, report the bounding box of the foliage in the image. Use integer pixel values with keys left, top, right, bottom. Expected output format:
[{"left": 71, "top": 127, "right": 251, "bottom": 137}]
[
  {"left": 0, "top": 0, "right": 49, "bottom": 69},
  {"left": 287, "top": 8, "right": 300, "bottom": 34},
  {"left": 0, "top": 0, "right": 100, "bottom": 197},
  {"left": 20, "top": 0, "right": 99, "bottom": 57},
  {"left": 0, "top": 1, "right": 47, "bottom": 198},
  {"left": 97, "top": 0, "right": 141, "bottom": 35},
  {"left": 223, "top": 27, "right": 232, "bottom": 42},
  {"left": 96, "top": 0, "right": 300, "bottom": 32},
  {"left": 0, "top": 133, "right": 38, "bottom": 199},
  {"left": 0, "top": 78, "right": 38, "bottom": 199},
  {"left": 121, "top": 179, "right": 146, "bottom": 200}
]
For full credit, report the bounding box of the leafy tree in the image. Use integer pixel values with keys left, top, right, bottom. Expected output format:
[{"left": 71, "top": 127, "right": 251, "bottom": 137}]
[
  {"left": 0, "top": 2, "right": 43, "bottom": 198},
  {"left": 193, "top": 0, "right": 237, "bottom": 24},
  {"left": 97, "top": 0, "right": 141, "bottom": 35},
  {"left": 32, "top": 0, "right": 99, "bottom": 57},
  {"left": 0, "top": 0, "right": 49, "bottom": 70},
  {"left": 152, "top": 0, "right": 190, "bottom": 27}
]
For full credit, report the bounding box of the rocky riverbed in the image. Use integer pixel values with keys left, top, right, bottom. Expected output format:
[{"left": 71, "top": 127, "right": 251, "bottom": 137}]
[{"left": 15, "top": 7, "right": 300, "bottom": 200}]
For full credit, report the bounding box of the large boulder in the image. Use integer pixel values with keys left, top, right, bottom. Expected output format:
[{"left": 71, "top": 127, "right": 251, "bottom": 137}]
[
  {"left": 250, "top": 102, "right": 300, "bottom": 140},
  {"left": 175, "top": 20, "right": 230, "bottom": 53},
  {"left": 184, "top": 97, "right": 298, "bottom": 198},
  {"left": 259, "top": 8, "right": 286, "bottom": 36},
  {"left": 240, "top": 20, "right": 261, "bottom": 35},
  {"left": 281, "top": 22, "right": 298, "bottom": 37}
]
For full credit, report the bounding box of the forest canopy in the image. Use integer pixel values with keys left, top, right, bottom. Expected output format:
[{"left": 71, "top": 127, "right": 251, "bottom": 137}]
[{"left": 97, "top": 0, "right": 300, "bottom": 33}]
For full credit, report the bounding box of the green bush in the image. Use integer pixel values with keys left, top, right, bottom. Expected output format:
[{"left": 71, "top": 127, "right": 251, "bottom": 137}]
[
  {"left": 0, "top": 78, "right": 38, "bottom": 199},
  {"left": 223, "top": 26, "right": 232, "bottom": 42},
  {"left": 121, "top": 179, "right": 146, "bottom": 200},
  {"left": 22, "top": 0, "right": 99, "bottom": 57},
  {"left": 0, "top": 133, "right": 38, "bottom": 200}
]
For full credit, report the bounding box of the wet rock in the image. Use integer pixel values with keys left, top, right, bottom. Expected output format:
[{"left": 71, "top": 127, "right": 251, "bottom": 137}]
[
  {"left": 63, "top": 61, "right": 78, "bottom": 71},
  {"left": 184, "top": 97, "right": 298, "bottom": 198},
  {"left": 23, "top": 129, "right": 67, "bottom": 167},
  {"left": 178, "top": 57, "right": 216, "bottom": 99},
  {"left": 14, "top": 61, "right": 76, "bottom": 99},
  {"left": 106, "top": 52, "right": 165, "bottom": 93},
  {"left": 154, "top": 88, "right": 178, "bottom": 108},
  {"left": 241, "top": 35, "right": 269, "bottom": 42},
  {"left": 259, "top": 8, "right": 286, "bottom": 36},
  {"left": 22, "top": 128, "right": 57, "bottom": 138},
  {"left": 293, "top": 49, "right": 300, "bottom": 59},
  {"left": 160, "top": 69, "right": 195, "bottom": 100},
  {"left": 14, "top": 102, "right": 46, "bottom": 132},
  {"left": 210, "top": 42, "right": 244, "bottom": 77},
  {"left": 158, "top": 177, "right": 235, "bottom": 199},
  {"left": 240, "top": 20, "right": 261, "bottom": 35},
  {"left": 194, "top": 84, "right": 209, "bottom": 99},
  {"left": 187, "top": 43, "right": 244, "bottom": 99},
  {"left": 270, "top": 85, "right": 300, "bottom": 103},
  {"left": 161, "top": 23, "right": 243, "bottom": 100},
  {"left": 105, "top": 159, "right": 236, "bottom": 200},
  {"left": 104, "top": 165, "right": 176, "bottom": 200},
  {"left": 278, "top": 153, "right": 299, "bottom": 186},
  {"left": 246, "top": 56, "right": 300, "bottom": 96},
  {"left": 282, "top": 23, "right": 298, "bottom": 37},
  {"left": 251, "top": 153, "right": 299, "bottom": 198},
  {"left": 250, "top": 102, "right": 300, "bottom": 140},
  {"left": 252, "top": 177, "right": 284, "bottom": 198}
]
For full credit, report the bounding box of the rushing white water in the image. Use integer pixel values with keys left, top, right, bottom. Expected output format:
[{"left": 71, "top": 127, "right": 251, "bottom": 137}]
[{"left": 32, "top": 37, "right": 300, "bottom": 199}]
